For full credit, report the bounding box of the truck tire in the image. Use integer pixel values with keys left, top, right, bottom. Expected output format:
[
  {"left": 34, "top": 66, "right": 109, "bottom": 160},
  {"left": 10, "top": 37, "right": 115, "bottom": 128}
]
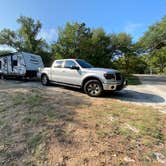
[
  {"left": 84, "top": 79, "right": 103, "bottom": 97},
  {"left": 41, "top": 74, "right": 49, "bottom": 86}
]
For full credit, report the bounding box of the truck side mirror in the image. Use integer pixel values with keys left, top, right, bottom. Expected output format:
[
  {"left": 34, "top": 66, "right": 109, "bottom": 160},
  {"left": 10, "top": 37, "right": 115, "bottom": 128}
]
[{"left": 70, "top": 66, "right": 80, "bottom": 70}]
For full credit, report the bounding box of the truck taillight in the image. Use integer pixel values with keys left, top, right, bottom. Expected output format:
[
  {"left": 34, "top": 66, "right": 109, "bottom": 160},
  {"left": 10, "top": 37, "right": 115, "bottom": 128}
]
[{"left": 104, "top": 73, "right": 115, "bottom": 80}]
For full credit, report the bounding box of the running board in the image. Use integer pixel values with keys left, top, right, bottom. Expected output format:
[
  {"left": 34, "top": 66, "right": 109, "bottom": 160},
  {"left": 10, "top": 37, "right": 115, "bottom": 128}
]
[{"left": 50, "top": 81, "right": 81, "bottom": 89}]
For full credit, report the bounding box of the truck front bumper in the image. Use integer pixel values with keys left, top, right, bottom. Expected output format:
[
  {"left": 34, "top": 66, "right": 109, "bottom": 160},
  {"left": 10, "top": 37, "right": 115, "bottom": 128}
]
[{"left": 103, "top": 80, "right": 127, "bottom": 91}]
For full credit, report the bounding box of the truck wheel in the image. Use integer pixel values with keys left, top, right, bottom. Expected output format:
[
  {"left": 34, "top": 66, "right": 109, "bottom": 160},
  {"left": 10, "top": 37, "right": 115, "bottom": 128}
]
[
  {"left": 84, "top": 80, "right": 103, "bottom": 97},
  {"left": 41, "top": 74, "right": 49, "bottom": 86}
]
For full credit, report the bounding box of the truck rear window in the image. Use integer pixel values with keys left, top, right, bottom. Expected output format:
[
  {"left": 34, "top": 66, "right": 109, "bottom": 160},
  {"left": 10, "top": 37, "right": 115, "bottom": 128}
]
[{"left": 53, "top": 61, "right": 63, "bottom": 68}]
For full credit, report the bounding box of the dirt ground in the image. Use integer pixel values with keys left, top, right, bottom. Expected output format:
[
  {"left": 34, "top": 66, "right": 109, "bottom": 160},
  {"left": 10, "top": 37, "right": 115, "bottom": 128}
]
[{"left": 0, "top": 76, "right": 166, "bottom": 166}]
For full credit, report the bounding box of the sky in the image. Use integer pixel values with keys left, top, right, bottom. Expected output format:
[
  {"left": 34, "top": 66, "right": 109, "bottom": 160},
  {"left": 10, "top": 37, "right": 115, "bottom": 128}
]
[{"left": 0, "top": 0, "right": 166, "bottom": 45}]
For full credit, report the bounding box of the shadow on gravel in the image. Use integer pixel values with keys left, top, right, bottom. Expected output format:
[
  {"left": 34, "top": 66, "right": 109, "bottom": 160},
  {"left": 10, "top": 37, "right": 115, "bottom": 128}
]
[
  {"left": 104, "top": 90, "right": 165, "bottom": 104},
  {"left": 51, "top": 85, "right": 165, "bottom": 104}
]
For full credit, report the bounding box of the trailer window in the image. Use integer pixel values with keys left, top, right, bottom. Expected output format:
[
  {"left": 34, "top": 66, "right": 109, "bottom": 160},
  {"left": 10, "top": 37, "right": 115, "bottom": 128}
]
[{"left": 13, "top": 60, "right": 18, "bottom": 66}]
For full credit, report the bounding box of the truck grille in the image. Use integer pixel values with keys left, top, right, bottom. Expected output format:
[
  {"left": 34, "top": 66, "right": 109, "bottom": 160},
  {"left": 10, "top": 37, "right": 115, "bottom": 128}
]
[{"left": 115, "top": 73, "right": 122, "bottom": 80}]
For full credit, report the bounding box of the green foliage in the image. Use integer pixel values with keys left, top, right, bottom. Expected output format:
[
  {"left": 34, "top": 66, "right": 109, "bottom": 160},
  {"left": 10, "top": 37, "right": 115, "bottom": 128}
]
[
  {"left": 52, "top": 23, "right": 112, "bottom": 67},
  {"left": 0, "top": 16, "right": 52, "bottom": 66},
  {"left": 0, "top": 29, "right": 20, "bottom": 50},
  {"left": 110, "top": 33, "right": 143, "bottom": 73},
  {"left": 150, "top": 47, "right": 166, "bottom": 73},
  {"left": 52, "top": 23, "right": 140, "bottom": 69},
  {"left": 138, "top": 16, "right": 166, "bottom": 74},
  {"left": 140, "top": 16, "right": 166, "bottom": 50},
  {"left": 89, "top": 28, "right": 111, "bottom": 67},
  {"left": 52, "top": 22, "right": 92, "bottom": 58},
  {"left": 125, "top": 75, "right": 141, "bottom": 85}
]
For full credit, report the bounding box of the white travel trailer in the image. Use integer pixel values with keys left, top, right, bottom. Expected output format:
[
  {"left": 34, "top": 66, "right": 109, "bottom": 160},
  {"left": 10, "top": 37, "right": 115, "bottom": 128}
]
[{"left": 0, "top": 52, "right": 44, "bottom": 79}]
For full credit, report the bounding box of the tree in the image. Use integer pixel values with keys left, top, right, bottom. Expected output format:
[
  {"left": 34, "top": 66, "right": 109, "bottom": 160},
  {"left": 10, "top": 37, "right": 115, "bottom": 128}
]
[
  {"left": 110, "top": 33, "right": 135, "bottom": 73},
  {"left": 17, "top": 16, "right": 49, "bottom": 53},
  {"left": 52, "top": 22, "right": 92, "bottom": 59},
  {"left": 90, "top": 28, "right": 111, "bottom": 67},
  {"left": 0, "top": 16, "right": 47, "bottom": 52},
  {"left": 139, "top": 16, "right": 166, "bottom": 73},
  {"left": 0, "top": 16, "right": 52, "bottom": 66},
  {"left": 0, "top": 29, "right": 21, "bottom": 51},
  {"left": 140, "top": 16, "right": 166, "bottom": 50},
  {"left": 150, "top": 47, "right": 166, "bottom": 73},
  {"left": 52, "top": 23, "right": 114, "bottom": 67}
]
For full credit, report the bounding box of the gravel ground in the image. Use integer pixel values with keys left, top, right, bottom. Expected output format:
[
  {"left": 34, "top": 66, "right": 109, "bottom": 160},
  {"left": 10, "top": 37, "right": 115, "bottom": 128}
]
[
  {"left": 114, "top": 74, "right": 166, "bottom": 113},
  {"left": 0, "top": 75, "right": 166, "bottom": 112}
]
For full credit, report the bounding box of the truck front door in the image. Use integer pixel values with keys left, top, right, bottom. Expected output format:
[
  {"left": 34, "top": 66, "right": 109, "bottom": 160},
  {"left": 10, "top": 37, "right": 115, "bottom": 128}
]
[{"left": 60, "top": 60, "right": 82, "bottom": 86}]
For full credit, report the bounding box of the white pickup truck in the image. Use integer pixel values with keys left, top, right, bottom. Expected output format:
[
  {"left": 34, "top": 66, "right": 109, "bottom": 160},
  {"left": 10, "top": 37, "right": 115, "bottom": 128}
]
[{"left": 40, "top": 59, "right": 127, "bottom": 97}]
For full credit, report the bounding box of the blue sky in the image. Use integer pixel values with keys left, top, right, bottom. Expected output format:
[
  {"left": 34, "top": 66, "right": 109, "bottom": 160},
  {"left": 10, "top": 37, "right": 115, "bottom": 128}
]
[{"left": 0, "top": 0, "right": 165, "bottom": 44}]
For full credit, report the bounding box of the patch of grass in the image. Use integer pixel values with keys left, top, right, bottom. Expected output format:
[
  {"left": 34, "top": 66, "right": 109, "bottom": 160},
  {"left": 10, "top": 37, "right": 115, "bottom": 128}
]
[
  {"left": 54, "top": 127, "right": 72, "bottom": 143},
  {"left": 26, "top": 93, "right": 43, "bottom": 107},
  {"left": 0, "top": 120, "right": 4, "bottom": 126},
  {"left": 23, "top": 115, "right": 40, "bottom": 125},
  {"left": 0, "top": 107, "right": 6, "bottom": 113},
  {"left": 0, "top": 123, "right": 12, "bottom": 135},
  {"left": 118, "top": 125, "right": 137, "bottom": 139},
  {"left": 148, "top": 152, "right": 157, "bottom": 160},
  {"left": 119, "top": 161, "right": 128, "bottom": 166},
  {"left": 125, "top": 74, "right": 141, "bottom": 85},
  {"left": 87, "top": 101, "right": 165, "bottom": 146},
  {"left": 27, "top": 133, "right": 43, "bottom": 150},
  {"left": 13, "top": 93, "right": 25, "bottom": 105},
  {"left": 13, "top": 90, "right": 44, "bottom": 108}
]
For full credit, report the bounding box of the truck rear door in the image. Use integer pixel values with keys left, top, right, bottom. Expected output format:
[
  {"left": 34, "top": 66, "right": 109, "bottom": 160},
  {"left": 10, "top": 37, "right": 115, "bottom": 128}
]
[{"left": 50, "top": 60, "right": 64, "bottom": 81}]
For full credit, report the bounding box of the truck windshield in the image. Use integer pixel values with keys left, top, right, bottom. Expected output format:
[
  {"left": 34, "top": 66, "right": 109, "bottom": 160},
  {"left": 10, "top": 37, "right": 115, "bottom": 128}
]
[{"left": 76, "top": 60, "right": 93, "bottom": 68}]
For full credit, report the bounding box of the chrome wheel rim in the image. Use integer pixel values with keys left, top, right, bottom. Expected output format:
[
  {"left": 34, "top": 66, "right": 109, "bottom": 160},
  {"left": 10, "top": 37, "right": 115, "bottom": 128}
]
[{"left": 87, "top": 83, "right": 100, "bottom": 95}]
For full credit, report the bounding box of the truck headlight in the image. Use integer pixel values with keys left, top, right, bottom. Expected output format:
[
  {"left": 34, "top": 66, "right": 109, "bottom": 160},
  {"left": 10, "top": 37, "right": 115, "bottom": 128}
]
[{"left": 103, "top": 73, "right": 115, "bottom": 80}]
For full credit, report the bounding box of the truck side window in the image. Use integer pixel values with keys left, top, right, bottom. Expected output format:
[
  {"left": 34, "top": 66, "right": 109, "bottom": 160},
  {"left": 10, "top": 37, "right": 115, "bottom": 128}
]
[
  {"left": 54, "top": 61, "right": 63, "bottom": 68},
  {"left": 0, "top": 61, "right": 1, "bottom": 69},
  {"left": 64, "top": 60, "right": 77, "bottom": 68}
]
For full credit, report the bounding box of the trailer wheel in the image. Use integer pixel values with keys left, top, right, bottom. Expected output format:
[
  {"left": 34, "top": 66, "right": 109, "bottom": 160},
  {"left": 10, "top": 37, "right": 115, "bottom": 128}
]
[
  {"left": 0, "top": 74, "right": 4, "bottom": 80},
  {"left": 41, "top": 74, "right": 49, "bottom": 86}
]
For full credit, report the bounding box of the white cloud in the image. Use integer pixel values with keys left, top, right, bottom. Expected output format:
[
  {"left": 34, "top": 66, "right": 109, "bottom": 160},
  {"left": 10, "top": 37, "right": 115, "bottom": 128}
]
[
  {"left": 39, "top": 28, "right": 58, "bottom": 42},
  {"left": 124, "top": 23, "right": 143, "bottom": 34}
]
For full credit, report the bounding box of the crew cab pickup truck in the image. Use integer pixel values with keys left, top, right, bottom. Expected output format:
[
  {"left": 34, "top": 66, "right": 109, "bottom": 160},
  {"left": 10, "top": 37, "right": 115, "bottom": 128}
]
[{"left": 40, "top": 59, "right": 127, "bottom": 97}]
